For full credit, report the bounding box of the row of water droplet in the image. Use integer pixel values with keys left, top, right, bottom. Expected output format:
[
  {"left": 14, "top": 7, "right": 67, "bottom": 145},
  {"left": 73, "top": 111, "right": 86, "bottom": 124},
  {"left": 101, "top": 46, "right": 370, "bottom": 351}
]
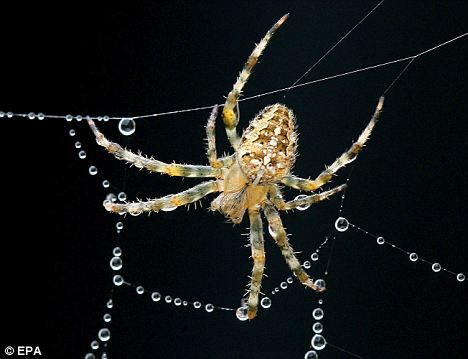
[
  {"left": 1, "top": 110, "right": 137, "bottom": 137},
  {"left": 334, "top": 217, "right": 465, "bottom": 282}
]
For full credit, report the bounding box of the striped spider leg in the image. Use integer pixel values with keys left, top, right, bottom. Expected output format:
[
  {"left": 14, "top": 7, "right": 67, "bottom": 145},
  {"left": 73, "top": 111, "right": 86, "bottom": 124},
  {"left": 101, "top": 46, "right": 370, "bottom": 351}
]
[
  {"left": 280, "top": 96, "right": 384, "bottom": 193},
  {"left": 222, "top": 13, "right": 289, "bottom": 150},
  {"left": 87, "top": 117, "right": 223, "bottom": 215}
]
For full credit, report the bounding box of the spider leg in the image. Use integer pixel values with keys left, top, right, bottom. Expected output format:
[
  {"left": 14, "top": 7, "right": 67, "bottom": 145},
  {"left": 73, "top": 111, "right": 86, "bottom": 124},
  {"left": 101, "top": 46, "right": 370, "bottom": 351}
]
[
  {"left": 246, "top": 206, "right": 266, "bottom": 320},
  {"left": 104, "top": 180, "right": 220, "bottom": 215},
  {"left": 263, "top": 201, "right": 324, "bottom": 292},
  {"left": 270, "top": 184, "right": 347, "bottom": 211},
  {"left": 222, "top": 14, "right": 289, "bottom": 150},
  {"left": 205, "top": 106, "right": 235, "bottom": 169},
  {"left": 281, "top": 96, "right": 384, "bottom": 191},
  {"left": 88, "top": 118, "right": 219, "bottom": 178},
  {"left": 205, "top": 106, "right": 222, "bottom": 168}
]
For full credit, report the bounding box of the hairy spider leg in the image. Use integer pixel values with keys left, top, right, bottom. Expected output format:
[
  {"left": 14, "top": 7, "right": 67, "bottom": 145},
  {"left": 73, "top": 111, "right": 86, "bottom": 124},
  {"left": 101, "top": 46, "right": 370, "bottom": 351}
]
[
  {"left": 205, "top": 106, "right": 236, "bottom": 169},
  {"left": 281, "top": 96, "right": 384, "bottom": 191},
  {"left": 271, "top": 184, "right": 348, "bottom": 211},
  {"left": 205, "top": 106, "right": 222, "bottom": 167},
  {"left": 222, "top": 13, "right": 289, "bottom": 150},
  {"left": 246, "top": 207, "right": 266, "bottom": 319},
  {"left": 263, "top": 202, "right": 324, "bottom": 292},
  {"left": 88, "top": 119, "right": 219, "bottom": 178},
  {"left": 104, "top": 181, "right": 220, "bottom": 215}
]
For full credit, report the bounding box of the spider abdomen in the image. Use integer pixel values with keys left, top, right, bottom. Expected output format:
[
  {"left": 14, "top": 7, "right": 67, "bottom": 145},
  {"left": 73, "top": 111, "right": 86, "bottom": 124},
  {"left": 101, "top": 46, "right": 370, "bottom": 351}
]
[{"left": 238, "top": 104, "right": 297, "bottom": 183}]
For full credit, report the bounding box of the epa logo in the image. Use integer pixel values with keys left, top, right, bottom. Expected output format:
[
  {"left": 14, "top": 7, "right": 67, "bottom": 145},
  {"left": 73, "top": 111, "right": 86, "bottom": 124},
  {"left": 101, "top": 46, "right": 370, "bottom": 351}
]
[{"left": 4, "top": 346, "right": 42, "bottom": 356}]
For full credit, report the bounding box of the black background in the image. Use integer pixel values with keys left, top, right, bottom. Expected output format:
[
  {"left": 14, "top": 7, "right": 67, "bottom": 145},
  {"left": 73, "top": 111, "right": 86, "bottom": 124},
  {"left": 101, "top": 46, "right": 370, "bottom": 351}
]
[{"left": 0, "top": 1, "right": 466, "bottom": 358}]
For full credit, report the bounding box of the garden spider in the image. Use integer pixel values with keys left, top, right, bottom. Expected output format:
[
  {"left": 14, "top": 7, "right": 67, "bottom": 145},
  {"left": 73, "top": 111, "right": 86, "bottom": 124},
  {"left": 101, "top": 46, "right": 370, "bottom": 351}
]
[{"left": 87, "top": 14, "right": 384, "bottom": 319}]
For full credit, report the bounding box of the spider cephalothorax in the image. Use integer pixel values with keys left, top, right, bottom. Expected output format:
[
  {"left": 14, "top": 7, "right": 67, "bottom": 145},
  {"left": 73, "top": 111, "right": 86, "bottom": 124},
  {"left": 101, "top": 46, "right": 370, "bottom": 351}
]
[{"left": 88, "top": 14, "right": 383, "bottom": 319}]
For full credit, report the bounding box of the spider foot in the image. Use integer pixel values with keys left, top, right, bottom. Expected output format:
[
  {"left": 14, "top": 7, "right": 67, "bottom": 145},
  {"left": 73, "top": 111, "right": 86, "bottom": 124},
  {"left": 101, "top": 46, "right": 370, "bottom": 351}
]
[
  {"left": 103, "top": 201, "right": 122, "bottom": 213},
  {"left": 247, "top": 306, "right": 258, "bottom": 320},
  {"left": 304, "top": 279, "right": 326, "bottom": 293}
]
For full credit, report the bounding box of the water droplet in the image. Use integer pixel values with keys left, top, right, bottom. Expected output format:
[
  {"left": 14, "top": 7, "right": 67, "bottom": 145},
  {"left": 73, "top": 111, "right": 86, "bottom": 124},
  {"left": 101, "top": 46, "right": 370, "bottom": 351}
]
[
  {"left": 287, "top": 277, "right": 293, "bottom": 284},
  {"left": 165, "top": 296, "right": 172, "bottom": 303},
  {"left": 304, "top": 350, "right": 318, "bottom": 359},
  {"left": 106, "top": 299, "right": 113, "bottom": 309},
  {"left": 280, "top": 282, "right": 288, "bottom": 289},
  {"left": 101, "top": 353, "right": 108, "bottom": 359},
  {"left": 113, "top": 275, "right": 123, "bottom": 286},
  {"left": 69, "top": 129, "right": 76, "bottom": 136},
  {"left": 174, "top": 298, "right": 182, "bottom": 306},
  {"left": 102, "top": 180, "right": 110, "bottom": 188},
  {"left": 136, "top": 286, "right": 144, "bottom": 294},
  {"left": 311, "top": 253, "right": 319, "bottom": 261},
  {"left": 409, "top": 253, "right": 418, "bottom": 262},
  {"left": 313, "top": 322, "right": 323, "bottom": 333},
  {"left": 85, "top": 353, "right": 95, "bottom": 359},
  {"left": 303, "top": 261, "right": 311, "bottom": 269},
  {"left": 183, "top": 301, "right": 188, "bottom": 306},
  {"left": 116, "top": 222, "right": 124, "bottom": 230},
  {"left": 432, "top": 263, "right": 441, "bottom": 272},
  {"left": 312, "top": 308, "right": 324, "bottom": 320},
  {"left": 193, "top": 301, "right": 202, "bottom": 309},
  {"left": 37, "top": 113, "right": 45, "bottom": 120},
  {"left": 294, "top": 194, "right": 311, "bottom": 211},
  {"left": 90, "top": 340, "right": 99, "bottom": 350},
  {"left": 89, "top": 166, "right": 98, "bottom": 176},
  {"left": 311, "top": 334, "right": 326, "bottom": 351},
  {"left": 75, "top": 141, "right": 82, "bottom": 149},
  {"left": 118, "top": 118, "right": 136, "bottom": 136},
  {"left": 66, "top": 114, "right": 73, "bottom": 122},
  {"left": 113, "top": 247, "right": 122, "bottom": 257},
  {"left": 318, "top": 299, "right": 323, "bottom": 305},
  {"left": 97, "top": 328, "right": 111, "bottom": 342},
  {"left": 457, "top": 273, "right": 465, "bottom": 282},
  {"left": 103, "top": 116, "right": 110, "bottom": 122},
  {"left": 274, "top": 287, "right": 280, "bottom": 293},
  {"left": 78, "top": 150, "right": 87, "bottom": 159},
  {"left": 260, "top": 297, "right": 272, "bottom": 308},
  {"left": 205, "top": 303, "right": 214, "bottom": 312},
  {"left": 377, "top": 236, "right": 385, "bottom": 245},
  {"left": 106, "top": 193, "right": 117, "bottom": 202},
  {"left": 103, "top": 313, "right": 112, "bottom": 322},
  {"left": 314, "top": 279, "right": 326, "bottom": 291},
  {"left": 28, "top": 112, "right": 36, "bottom": 119},
  {"left": 335, "top": 217, "right": 349, "bottom": 232},
  {"left": 118, "top": 192, "right": 127, "bottom": 201},
  {"left": 0, "top": 111, "right": 4, "bottom": 117},
  {"left": 151, "top": 292, "right": 161, "bottom": 302},
  {"left": 236, "top": 306, "right": 249, "bottom": 321},
  {"left": 76, "top": 115, "right": 83, "bottom": 122},
  {"left": 110, "top": 257, "right": 122, "bottom": 271},
  {"left": 7, "top": 112, "right": 13, "bottom": 118}
]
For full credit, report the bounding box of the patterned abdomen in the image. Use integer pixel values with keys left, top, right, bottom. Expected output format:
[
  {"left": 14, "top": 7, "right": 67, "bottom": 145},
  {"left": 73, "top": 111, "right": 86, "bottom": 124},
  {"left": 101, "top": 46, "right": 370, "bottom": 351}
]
[{"left": 238, "top": 104, "right": 297, "bottom": 183}]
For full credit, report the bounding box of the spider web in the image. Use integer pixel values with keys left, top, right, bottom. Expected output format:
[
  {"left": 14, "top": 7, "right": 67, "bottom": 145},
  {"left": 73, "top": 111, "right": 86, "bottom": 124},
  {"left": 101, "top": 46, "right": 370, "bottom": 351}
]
[{"left": 1, "top": 2, "right": 467, "bottom": 359}]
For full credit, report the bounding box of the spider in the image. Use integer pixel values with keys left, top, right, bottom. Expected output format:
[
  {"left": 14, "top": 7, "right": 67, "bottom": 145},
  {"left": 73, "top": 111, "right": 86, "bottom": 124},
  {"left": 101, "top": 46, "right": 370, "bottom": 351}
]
[{"left": 87, "top": 14, "right": 384, "bottom": 319}]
